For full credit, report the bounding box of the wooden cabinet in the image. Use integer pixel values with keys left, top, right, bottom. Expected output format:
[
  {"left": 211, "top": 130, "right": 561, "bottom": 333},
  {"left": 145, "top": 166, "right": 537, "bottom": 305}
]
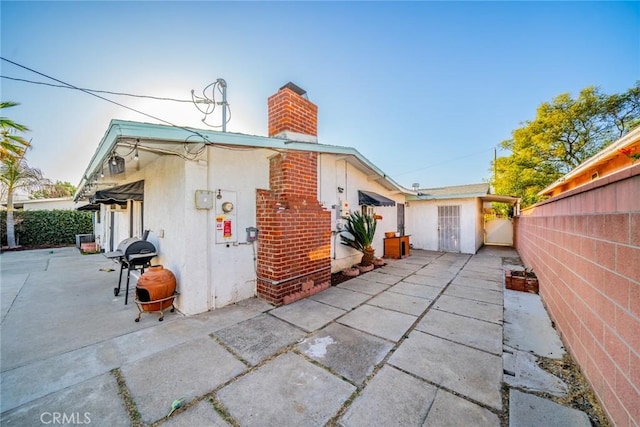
[{"left": 384, "top": 236, "right": 410, "bottom": 259}]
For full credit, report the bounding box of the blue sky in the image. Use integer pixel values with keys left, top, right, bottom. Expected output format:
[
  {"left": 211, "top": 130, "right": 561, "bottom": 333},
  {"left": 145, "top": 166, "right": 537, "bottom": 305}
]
[{"left": 1, "top": 1, "right": 638, "bottom": 191}]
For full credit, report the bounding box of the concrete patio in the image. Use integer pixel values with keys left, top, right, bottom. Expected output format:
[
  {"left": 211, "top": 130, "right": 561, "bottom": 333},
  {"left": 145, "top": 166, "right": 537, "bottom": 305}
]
[{"left": 0, "top": 246, "right": 590, "bottom": 426}]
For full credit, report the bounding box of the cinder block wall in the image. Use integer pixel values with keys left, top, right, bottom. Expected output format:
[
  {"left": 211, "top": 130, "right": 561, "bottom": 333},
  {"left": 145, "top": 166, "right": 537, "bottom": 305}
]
[{"left": 515, "top": 164, "right": 640, "bottom": 426}]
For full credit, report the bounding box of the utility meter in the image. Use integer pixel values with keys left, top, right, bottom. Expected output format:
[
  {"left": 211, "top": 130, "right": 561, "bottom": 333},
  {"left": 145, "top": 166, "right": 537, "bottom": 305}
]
[
  {"left": 246, "top": 227, "right": 259, "bottom": 242},
  {"left": 339, "top": 200, "right": 350, "bottom": 219},
  {"left": 215, "top": 190, "right": 237, "bottom": 244},
  {"left": 221, "top": 201, "right": 234, "bottom": 213}
]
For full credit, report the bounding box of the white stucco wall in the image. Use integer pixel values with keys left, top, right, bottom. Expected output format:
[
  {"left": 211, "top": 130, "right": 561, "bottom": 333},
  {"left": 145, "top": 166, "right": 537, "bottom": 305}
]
[
  {"left": 405, "top": 197, "right": 482, "bottom": 255},
  {"left": 134, "top": 158, "right": 202, "bottom": 313},
  {"left": 20, "top": 198, "right": 87, "bottom": 211},
  {"left": 207, "top": 147, "right": 270, "bottom": 309},
  {"left": 318, "top": 154, "right": 404, "bottom": 271},
  {"left": 474, "top": 198, "right": 484, "bottom": 253}
]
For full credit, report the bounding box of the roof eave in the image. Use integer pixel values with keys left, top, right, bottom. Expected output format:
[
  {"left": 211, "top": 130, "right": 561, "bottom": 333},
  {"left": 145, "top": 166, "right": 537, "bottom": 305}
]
[
  {"left": 538, "top": 126, "right": 640, "bottom": 196},
  {"left": 74, "top": 119, "right": 412, "bottom": 200}
]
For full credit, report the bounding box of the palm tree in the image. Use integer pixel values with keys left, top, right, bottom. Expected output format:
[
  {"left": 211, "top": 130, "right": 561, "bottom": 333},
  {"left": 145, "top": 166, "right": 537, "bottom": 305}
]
[
  {"left": 1, "top": 102, "right": 31, "bottom": 162},
  {"left": 340, "top": 211, "right": 378, "bottom": 266},
  {"left": 1, "top": 155, "right": 47, "bottom": 247}
]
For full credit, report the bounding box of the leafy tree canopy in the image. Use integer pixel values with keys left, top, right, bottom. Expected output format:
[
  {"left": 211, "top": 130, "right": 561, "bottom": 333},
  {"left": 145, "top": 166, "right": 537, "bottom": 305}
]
[
  {"left": 492, "top": 82, "right": 639, "bottom": 207},
  {"left": 30, "top": 181, "right": 76, "bottom": 199}
]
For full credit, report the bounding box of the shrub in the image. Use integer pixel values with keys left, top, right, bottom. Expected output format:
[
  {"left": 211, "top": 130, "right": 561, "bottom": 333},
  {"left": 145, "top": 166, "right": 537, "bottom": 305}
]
[{"left": 0, "top": 210, "right": 93, "bottom": 247}]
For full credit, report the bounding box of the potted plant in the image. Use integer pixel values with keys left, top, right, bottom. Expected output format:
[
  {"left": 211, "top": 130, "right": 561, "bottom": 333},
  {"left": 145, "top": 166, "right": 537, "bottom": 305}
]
[
  {"left": 341, "top": 211, "right": 377, "bottom": 267},
  {"left": 505, "top": 268, "right": 539, "bottom": 293}
]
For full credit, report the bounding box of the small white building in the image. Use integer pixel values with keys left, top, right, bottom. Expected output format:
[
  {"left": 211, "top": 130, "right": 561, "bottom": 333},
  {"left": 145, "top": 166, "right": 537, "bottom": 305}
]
[
  {"left": 405, "top": 183, "right": 517, "bottom": 254},
  {"left": 2, "top": 197, "right": 88, "bottom": 211},
  {"left": 75, "top": 82, "right": 516, "bottom": 315}
]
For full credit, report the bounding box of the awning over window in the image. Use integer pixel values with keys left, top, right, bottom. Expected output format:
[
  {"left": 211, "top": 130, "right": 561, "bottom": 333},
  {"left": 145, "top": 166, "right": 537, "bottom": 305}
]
[
  {"left": 76, "top": 203, "right": 101, "bottom": 211},
  {"left": 90, "top": 180, "right": 144, "bottom": 204},
  {"left": 358, "top": 190, "right": 396, "bottom": 207}
]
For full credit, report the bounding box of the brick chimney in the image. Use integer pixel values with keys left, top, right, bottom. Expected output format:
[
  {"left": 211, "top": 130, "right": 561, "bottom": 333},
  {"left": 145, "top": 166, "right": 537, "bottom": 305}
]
[
  {"left": 256, "top": 84, "right": 331, "bottom": 305},
  {"left": 268, "top": 82, "right": 318, "bottom": 142}
]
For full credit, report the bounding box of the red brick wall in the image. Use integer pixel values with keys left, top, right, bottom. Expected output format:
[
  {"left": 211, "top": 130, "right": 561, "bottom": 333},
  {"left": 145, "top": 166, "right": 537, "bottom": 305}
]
[
  {"left": 268, "top": 87, "right": 318, "bottom": 137},
  {"left": 515, "top": 164, "right": 640, "bottom": 426},
  {"left": 256, "top": 152, "right": 331, "bottom": 305},
  {"left": 257, "top": 85, "right": 329, "bottom": 304}
]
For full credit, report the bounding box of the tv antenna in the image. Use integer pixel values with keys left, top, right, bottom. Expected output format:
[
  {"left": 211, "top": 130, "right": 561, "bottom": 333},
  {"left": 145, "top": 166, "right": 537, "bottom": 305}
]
[{"left": 191, "top": 78, "right": 230, "bottom": 132}]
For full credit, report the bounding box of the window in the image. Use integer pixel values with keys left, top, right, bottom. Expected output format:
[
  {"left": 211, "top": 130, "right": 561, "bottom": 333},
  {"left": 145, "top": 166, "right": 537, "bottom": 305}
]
[{"left": 361, "top": 205, "right": 375, "bottom": 217}]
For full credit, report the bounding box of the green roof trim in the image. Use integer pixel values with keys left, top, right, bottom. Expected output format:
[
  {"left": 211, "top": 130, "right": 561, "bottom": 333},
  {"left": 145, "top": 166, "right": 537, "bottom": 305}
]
[{"left": 75, "top": 119, "right": 410, "bottom": 200}]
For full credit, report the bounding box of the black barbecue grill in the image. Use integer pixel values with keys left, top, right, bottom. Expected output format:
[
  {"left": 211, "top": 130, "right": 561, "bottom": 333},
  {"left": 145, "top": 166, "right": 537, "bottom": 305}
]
[{"left": 104, "top": 237, "right": 157, "bottom": 305}]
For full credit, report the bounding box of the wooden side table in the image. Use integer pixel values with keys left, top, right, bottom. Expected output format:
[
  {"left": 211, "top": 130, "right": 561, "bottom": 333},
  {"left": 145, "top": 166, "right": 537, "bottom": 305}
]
[{"left": 384, "top": 235, "right": 410, "bottom": 259}]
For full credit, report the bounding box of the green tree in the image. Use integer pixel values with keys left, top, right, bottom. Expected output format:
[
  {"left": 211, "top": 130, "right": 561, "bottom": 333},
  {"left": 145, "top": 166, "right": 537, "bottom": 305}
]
[
  {"left": 492, "top": 83, "right": 640, "bottom": 207},
  {"left": 30, "top": 181, "right": 76, "bottom": 199},
  {"left": 1, "top": 155, "right": 48, "bottom": 247},
  {"left": 1, "top": 102, "right": 31, "bottom": 162}
]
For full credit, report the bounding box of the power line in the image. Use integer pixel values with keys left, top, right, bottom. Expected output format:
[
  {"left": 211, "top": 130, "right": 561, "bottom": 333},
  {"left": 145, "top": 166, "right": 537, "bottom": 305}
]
[
  {"left": 0, "top": 56, "right": 211, "bottom": 141},
  {"left": 1, "top": 75, "right": 194, "bottom": 103},
  {"left": 390, "top": 147, "right": 496, "bottom": 179}
]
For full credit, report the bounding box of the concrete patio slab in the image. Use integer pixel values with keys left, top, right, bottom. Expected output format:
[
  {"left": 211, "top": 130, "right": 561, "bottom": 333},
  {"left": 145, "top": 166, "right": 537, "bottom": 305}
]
[
  {"left": 2, "top": 246, "right": 591, "bottom": 427},
  {"left": 0, "top": 373, "right": 129, "bottom": 427},
  {"left": 414, "top": 266, "right": 455, "bottom": 280},
  {"left": 444, "top": 284, "right": 503, "bottom": 305},
  {"left": 121, "top": 337, "right": 246, "bottom": 424},
  {"left": 181, "top": 297, "right": 273, "bottom": 333},
  {"left": 433, "top": 294, "right": 503, "bottom": 324},
  {"left": 309, "top": 286, "right": 371, "bottom": 310},
  {"left": 509, "top": 389, "right": 590, "bottom": 427},
  {"left": 457, "top": 268, "right": 503, "bottom": 282},
  {"left": 212, "top": 313, "right": 306, "bottom": 365},
  {"left": 389, "top": 331, "right": 503, "bottom": 410},
  {"left": 400, "top": 273, "right": 448, "bottom": 288},
  {"left": 270, "top": 298, "right": 346, "bottom": 332},
  {"left": 366, "top": 290, "right": 433, "bottom": 316},
  {"left": 160, "top": 399, "right": 228, "bottom": 427},
  {"left": 112, "top": 318, "right": 213, "bottom": 366},
  {"left": 336, "top": 275, "right": 393, "bottom": 293},
  {"left": 503, "top": 346, "right": 568, "bottom": 396},
  {"left": 339, "top": 365, "right": 437, "bottom": 426},
  {"left": 297, "top": 322, "right": 393, "bottom": 385},
  {"left": 460, "top": 263, "right": 504, "bottom": 274},
  {"left": 338, "top": 304, "right": 417, "bottom": 342},
  {"left": 395, "top": 256, "right": 432, "bottom": 266},
  {"left": 377, "top": 265, "right": 418, "bottom": 277},
  {"left": 1, "top": 340, "right": 121, "bottom": 413},
  {"left": 451, "top": 276, "right": 503, "bottom": 291},
  {"left": 504, "top": 290, "right": 565, "bottom": 359},
  {"left": 424, "top": 389, "right": 500, "bottom": 427},
  {"left": 0, "top": 257, "right": 162, "bottom": 371},
  {"left": 217, "top": 352, "right": 355, "bottom": 427},
  {"left": 0, "top": 272, "right": 28, "bottom": 323},
  {"left": 356, "top": 271, "right": 403, "bottom": 286},
  {"left": 389, "top": 281, "right": 441, "bottom": 300},
  {"left": 416, "top": 309, "right": 502, "bottom": 355}
]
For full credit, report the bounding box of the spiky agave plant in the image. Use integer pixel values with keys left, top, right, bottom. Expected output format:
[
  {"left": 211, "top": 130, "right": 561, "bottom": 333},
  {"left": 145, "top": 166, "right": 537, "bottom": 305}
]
[{"left": 340, "top": 211, "right": 377, "bottom": 266}]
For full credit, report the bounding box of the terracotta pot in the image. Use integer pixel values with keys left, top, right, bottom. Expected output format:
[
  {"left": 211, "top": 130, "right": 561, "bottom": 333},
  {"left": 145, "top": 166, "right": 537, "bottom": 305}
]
[
  {"left": 357, "top": 264, "right": 374, "bottom": 273},
  {"left": 361, "top": 247, "right": 375, "bottom": 266},
  {"left": 505, "top": 270, "right": 538, "bottom": 294},
  {"left": 373, "top": 258, "right": 386, "bottom": 267},
  {"left": 342, "top": 267, "right": 360, "bottom": 277},
  {"left": 136, "top": 265, "right": 176, "bottom": 311},
  {"left": 385, "top": 232, "right": 395, "bottom": 238}
]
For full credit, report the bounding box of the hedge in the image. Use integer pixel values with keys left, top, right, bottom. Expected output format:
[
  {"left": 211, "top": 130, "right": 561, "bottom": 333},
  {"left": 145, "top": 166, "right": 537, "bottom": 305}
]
[{"left": 0, "top": 210, "right": 93, "bottom": 247}]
